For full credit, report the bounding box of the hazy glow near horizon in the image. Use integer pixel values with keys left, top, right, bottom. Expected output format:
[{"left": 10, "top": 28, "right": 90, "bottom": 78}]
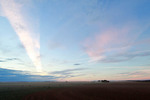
[{"left": 0, "top": 0, "right": 150, "bottom": 81}]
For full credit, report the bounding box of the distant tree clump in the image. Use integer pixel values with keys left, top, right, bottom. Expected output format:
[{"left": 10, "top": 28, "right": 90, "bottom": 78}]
[
  {"left": 101, "top": 80, "right": 109, "bottom": 83},
  {"left": 98, "top": 80, "right": 101, "bottom": 82}
]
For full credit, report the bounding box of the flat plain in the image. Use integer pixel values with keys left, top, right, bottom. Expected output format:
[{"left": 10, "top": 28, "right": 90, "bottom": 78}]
[{"left": 0, "top": 81, "right": 150, "bottom": 100}]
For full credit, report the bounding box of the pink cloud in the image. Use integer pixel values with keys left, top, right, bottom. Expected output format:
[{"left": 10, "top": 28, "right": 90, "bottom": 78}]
[
  {"left": 120, "top": 69, "right": 150, "bottom": 80},
  {"left": 83, "top": 25, "right": 142, "bottom": 61}
]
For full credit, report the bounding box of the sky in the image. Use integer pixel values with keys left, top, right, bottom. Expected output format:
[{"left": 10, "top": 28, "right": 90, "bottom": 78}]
[{"left": 0, "top": 0, "right": 150, "bottom": 81}]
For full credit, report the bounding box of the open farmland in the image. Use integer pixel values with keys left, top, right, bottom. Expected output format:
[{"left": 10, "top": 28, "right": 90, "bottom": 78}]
[
  {"left": 0, "top": 81, "right": 91, "bottom": 100},
  {"left": 0, "top": 82, "right": 150, "bottom": 100}
]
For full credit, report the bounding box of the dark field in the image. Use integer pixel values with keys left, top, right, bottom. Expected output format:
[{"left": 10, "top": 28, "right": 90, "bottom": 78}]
[{"left": 0, "top": 82, "right": 150, "bottom": 100}]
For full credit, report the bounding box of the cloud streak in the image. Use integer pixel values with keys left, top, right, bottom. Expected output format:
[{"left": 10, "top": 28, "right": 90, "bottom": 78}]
[
  {"left": 0, "top": 57, "right": 20, "bottom": 63},
  {"left": 100, "top": 50, "right": 150, "bottom": 63},
  {"left": 0, "top": 0, "right": 42, "bottom": 72},
  {"left": 83, "top": 23, "right": 149, "bottom": 62},
  {"left": 0, "top": 68, "right": 57, "bottom": 82},
  {"left": 51, "top": 68, "right": 86, "bottom": 78},
  {"left": 119, "top": 69, "right": 150, "bottom": 80},
  {"left": 74, "top": 63, "right": 81, "bottom": 66}
]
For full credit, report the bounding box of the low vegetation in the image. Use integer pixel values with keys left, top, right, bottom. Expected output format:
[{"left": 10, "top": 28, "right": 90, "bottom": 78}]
[{"left": 0, "top": 81, "right": 150, "bottom": 100}]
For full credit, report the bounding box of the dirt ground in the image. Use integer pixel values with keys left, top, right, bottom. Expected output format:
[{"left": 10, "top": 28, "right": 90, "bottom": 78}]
[{"left": 23, "top": 82, "right": 150, "bottom": 100}]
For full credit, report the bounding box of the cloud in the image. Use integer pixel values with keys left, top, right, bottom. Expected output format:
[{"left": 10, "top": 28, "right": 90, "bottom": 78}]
[
  {"left": 51, "top": 68, "right": 85, "bottom": 74},
  {"left": 6, "top": 58, "right": 20, "bottom": 61},
  {"left": 0, "top": 67, "right": 87, "bottom": 82},
  {"left": 74, "top": 63, "right": 81, "bottom": 65},
  {"left": 51, "top": 68, "right": 86, "bottom": 78},
  {"left": 0, "top": 5, "right": 4, "bottom": 16},
  {"left": 0, "top": 60, "right": 5, "bottom": 62},
  {"left": 119, "top": 70, "right": 150, "bottom": 79},
  {"left": 81, "top": 0, "right": 150, "bottom": 63},
  {"left": 83, "top": 23, "right": 149, "bottom": 63},
  {"left": 0, "top": 57, "right": 21, "bottom": 63},
  {"left": 83, "top": 26, "right": 134, "bottom": 59},
  {"left": 120, "top": 72, "right": 146, "bottom": 76},
  {"left": 99, "top": 50, "right": 150, "bottom": 63},
  {"left": 0, "top": 0, "right": 42, "bottom": 72},
  {"left": 0, "top": 68, "right": 57, "bottom": 82}
]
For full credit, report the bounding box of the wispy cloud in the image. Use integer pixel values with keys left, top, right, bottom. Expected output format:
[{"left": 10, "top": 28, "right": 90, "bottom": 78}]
[
  {"left": 100, "top": 50, "right": 150, "bottom": 63},
  {"left": 74, "top": 63, "right": 81, "bottom": 66},
  {"left": 0, "top": 60, "right": 5, "bottom": 62},
  {"left": 83, "top": 23, "right": 149, "bottom": 62},
  {"left": 0, "top": 0, "right": 42, "bottom": 72},
  {"left": 0, "top": 68, "right": 57, "bottom": 82},
  {"left": 81, "top": 0, "right": 150, "bottom": 63},
  {"left": 119, "top": 69, "right": 150, "bottom": 80},
  {"left": 0, "top": 57, "right": 20, "bottom": 63},
  {"left": 51, "top": 68, "right": 86, "bottom": 78}
]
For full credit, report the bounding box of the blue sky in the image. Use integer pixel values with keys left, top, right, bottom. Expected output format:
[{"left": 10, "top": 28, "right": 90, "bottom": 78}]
[{"left": 0, "top": 0, "right": 150, "bottom": 81}]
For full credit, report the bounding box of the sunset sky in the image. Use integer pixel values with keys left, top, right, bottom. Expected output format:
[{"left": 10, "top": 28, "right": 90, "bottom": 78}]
[{"left": 0, "top": 0, "right": 150, "bottom": 81}]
